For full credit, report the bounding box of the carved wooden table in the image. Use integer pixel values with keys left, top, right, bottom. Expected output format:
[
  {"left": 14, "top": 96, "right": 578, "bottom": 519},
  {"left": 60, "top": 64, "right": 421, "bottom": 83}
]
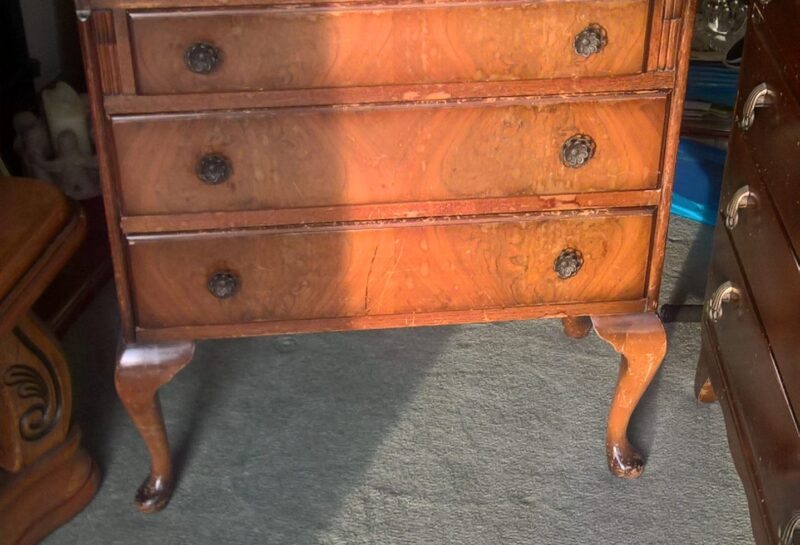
[
  {"left": 76, "top": 0, "right": 695, "bottom": 512},
  {"left": 0, "top": 177, "right": 99, "bottom": 545}
]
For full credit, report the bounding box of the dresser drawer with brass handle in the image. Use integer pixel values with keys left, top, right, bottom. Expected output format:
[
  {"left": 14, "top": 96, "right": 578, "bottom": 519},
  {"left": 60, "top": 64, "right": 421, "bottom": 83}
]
[
  {"left": 702, "top": 222, "right": 800, "bottom": 540},
  {"left": 77, "top": 0, "right": 695, "bottom": 513},
  {"left": 735, "top": 30, "right": 800, "bottom": 256},
  {"left": 719, "top": 131, "right": 800, "bottom": 419},
  {"left": 126, "top": 0, "right": 651, "bottom": 95},
  {"left": 112, "top": 95, "right": 667, "bottom": 218},
  {"left": 127, "top": 211, "right": 653, "bottom": 330}
]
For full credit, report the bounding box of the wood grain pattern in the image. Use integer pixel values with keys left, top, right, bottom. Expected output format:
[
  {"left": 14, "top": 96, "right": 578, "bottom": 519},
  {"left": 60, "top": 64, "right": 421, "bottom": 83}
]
[
  {"left": 644, "top": 0, "right": 695, "bottom": 308},
  {"left": 92, "top": 11, "right": 122, "bottom": 95},
  {"left": 0, "top": 179, "right": 70, "bottom": 304},
  {"left": 112, "top": 96, "right": 667, "bottom": 217},
  {"left": 119, "top": 190, "right": 663, "bottom": 234},
  {"left": 103, "top": 72, "right": 677, "bottom": 114},
  {"left": 127, "top": 211, "right": 653, "bottom": 330},
  {"left": 128, "top": 0, "right": 650, "bottom": 95},
  {"left": 78, "top": 15, "right": 137, "bottom": 341}
]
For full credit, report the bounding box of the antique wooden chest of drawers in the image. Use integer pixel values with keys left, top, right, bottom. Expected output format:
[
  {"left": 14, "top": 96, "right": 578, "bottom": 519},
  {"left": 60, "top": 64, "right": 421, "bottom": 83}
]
[
  {"left": 695, "top": 2, "right": 800, "bottom": 543},
  {"left": 76, "top": 0, "right": 695, "bottom": 512}
]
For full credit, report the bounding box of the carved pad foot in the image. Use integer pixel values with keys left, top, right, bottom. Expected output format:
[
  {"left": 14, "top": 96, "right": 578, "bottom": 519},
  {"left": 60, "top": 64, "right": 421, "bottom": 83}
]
[
  {"left": 607, "top": 441, "right": 645, "bottom": 479},
  {"left": 135, "top": 475, "right": 174, "bottom": 513}
]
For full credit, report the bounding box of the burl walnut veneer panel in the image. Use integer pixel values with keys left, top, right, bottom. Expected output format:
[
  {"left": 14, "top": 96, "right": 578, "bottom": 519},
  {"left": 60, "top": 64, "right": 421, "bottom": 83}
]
[
  {"left": 128, "top": 0, "right": 650, "bottom": 94},
  {"left": 128, "top": 212, "right": 653, "bottom": 329},
  {"left": 112, "top": 96, "right": 667, "bottom": 216}
]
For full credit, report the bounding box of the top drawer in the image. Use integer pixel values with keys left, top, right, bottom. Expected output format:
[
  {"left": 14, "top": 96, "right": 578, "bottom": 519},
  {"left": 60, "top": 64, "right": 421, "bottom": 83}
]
[{"left": 128, "top": 0, "right": 651, "bottom": 95}]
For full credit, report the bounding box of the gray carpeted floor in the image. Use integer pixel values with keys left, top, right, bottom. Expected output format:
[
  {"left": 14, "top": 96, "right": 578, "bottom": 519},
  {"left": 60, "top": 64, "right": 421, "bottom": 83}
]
[{"left": 47, "top": 216, "right": 754, "bottom": 544}]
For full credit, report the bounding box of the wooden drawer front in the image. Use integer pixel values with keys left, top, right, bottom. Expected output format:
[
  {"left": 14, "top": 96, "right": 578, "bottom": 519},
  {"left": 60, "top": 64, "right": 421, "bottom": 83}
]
[
  {"left": 704, "top": 224, "right": 800, "bottom": 537},
  {"left": 113, "top": 97, "right": 666, "bottom": 217},
  {"left": 721, "top": 134, "right": 800, "bottom": 417},
  {"left": 128, "top": 212, "right": 652, "bottom": 329},
  {"left": 736, "top": 29, "right": 800, "bottom": 256},
  {"left": 128, "top": 1, "right": 651, "bottom": 95}
]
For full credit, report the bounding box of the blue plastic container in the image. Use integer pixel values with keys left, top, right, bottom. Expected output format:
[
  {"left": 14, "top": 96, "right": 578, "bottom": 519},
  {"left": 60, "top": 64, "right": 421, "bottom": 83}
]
[{"left": 671, "top": 139, "right": 727, "bottom": 225}]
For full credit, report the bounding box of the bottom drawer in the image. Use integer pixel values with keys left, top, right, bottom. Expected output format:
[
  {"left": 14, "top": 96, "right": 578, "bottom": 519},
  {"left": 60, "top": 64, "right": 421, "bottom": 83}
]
[
  {"left": 703, "top": 223, "right": 800, "bottom": 539},
  {"left": 128, "top": 211, "right": 653, "bottom": 329}
]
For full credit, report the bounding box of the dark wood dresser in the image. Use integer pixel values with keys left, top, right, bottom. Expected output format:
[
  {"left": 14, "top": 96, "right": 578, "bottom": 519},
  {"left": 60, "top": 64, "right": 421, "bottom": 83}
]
[
  {"left": 75, "top": 0, "right": 695, "bottom": 512},
  {"left": 695, "top": 2, "right": 800, "bottom": 544}
]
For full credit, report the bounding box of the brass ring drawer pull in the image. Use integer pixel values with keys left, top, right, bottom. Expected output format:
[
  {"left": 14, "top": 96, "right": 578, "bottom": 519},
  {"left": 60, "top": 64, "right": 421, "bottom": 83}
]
[
  {"left": 706, "top": 281, "right": 741, "bottom": 322},
  {"left": 208, "top": 271, "right": 239, "bottom": 299},
  {"left": 574, "top": 24, "right": 608, "bottom": 57},
  {"left": 554, "top": 248, "right": 583, "bottom": 279},
  {"left": 185, "top": 42, "right": 221, "bottom": 74},
  {"left": 561, "top": 134, "right": 596, "bottom": 168},
  {"left": 196, "top": 153, "right": 232, "bottom": 185},
  {"left": 724, "top": 185, "right": 758, "bottom": 230},
  {"left": 738, "top": 82, "right": 775, "bottom": 131}
]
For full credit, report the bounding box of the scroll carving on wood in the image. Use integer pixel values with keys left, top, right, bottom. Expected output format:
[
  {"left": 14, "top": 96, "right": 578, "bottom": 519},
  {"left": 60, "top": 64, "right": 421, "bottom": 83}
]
[{"left": 0, "top": 315, "right": 71, "bottom": 472}]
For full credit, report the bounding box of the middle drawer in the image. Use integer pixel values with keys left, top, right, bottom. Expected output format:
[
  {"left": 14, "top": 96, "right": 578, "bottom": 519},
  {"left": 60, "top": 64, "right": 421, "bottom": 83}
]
[{"left": 112, "top": 95, "right": 667, "bottom": 217}]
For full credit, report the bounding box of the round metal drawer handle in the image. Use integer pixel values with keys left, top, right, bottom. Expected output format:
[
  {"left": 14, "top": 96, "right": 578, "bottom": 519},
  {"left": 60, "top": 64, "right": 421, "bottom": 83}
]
[
  {"left": 574, "top": 24, "right": 608, "bottom": 58},
  {"left": 724, "top": 185, "right": 757, "bottom": 230},
  {"left": 184, "top": 42, "right": 221, "bottom": 75},
  {"left": 706, "top": 281, "right": 741, "bottom": 322},
  {"left": 207, "top": 271, "right": 239, "bottom": 299},
  {"left": 554, "top": 248, "right": 583, "bottom": 280},
  {"left": 738, "top": 82, "right": 775, "bottom": 131},
  {"left": 561, "top": 134, "right": 596, "bottom": 168},
  {"left": 197, "top": 153, "right": 232, "bottom": 185}
]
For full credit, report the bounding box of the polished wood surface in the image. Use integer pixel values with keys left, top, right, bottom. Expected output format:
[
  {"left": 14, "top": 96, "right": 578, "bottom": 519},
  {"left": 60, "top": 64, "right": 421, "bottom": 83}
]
[
  {"left": 700, "top": 225, "right": 800, "bottom": 544},
  {"left": 696, "top": 12, "right": 800, "bottom": 544},
  {"left": 0, "top": 179, "right": 97, "bottom": 543},
  {"left": 592, "top": 312, "right": 666, "bottom": 478},
  {"left": 719, "top": 132, "right": 800, "bottom": 424},
  {"left": 0, "top": 428, "right": 99, "bottom": 545},
  {"left": 76, "top": 0, "right": 695, "bottom": 509},
  {"left": 112, "top": 96, "right": 667, "bottom": 216},
  {"left": 0, "top": 179, "right": 70, "bottom": 304},
  {"left": 115, "top": 342, "right": 195, "bottom": 512},
  {"left": 129, "top": 0, "right": 650, "bottom": 95},
  {"left": 128, "top": 212, "right": 653, "bottom": 329},
  {"left": 735, "top": 31, "right": 800, "bottom": 258}
]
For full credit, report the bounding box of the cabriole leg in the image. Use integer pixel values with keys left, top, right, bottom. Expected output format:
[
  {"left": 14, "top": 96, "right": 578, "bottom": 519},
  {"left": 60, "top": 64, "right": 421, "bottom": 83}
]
[
  {"left": 592, "top": 313, "right": 667, "bottom": 479},
  {"left": 115, "top": 341, "right": 195, "bottom": 513}
]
